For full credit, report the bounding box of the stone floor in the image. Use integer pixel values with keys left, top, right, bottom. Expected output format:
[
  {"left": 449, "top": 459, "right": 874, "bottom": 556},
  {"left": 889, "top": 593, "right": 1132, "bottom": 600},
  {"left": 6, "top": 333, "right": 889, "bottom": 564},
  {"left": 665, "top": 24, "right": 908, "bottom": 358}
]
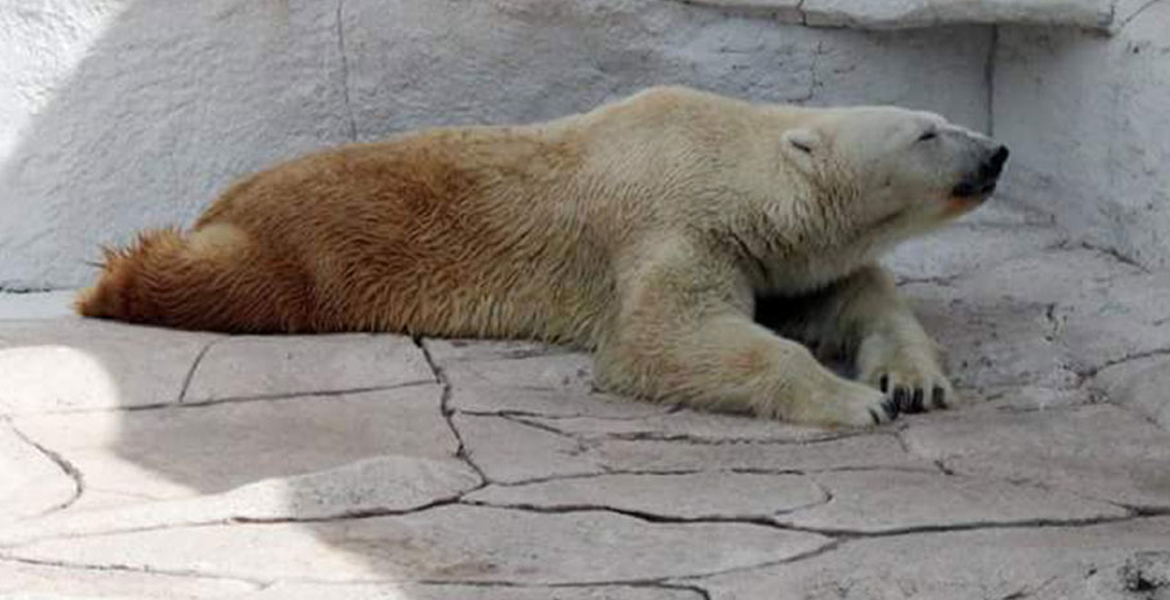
[{"left": 2, "top": 206, "right": 1169, "bottom": 599}]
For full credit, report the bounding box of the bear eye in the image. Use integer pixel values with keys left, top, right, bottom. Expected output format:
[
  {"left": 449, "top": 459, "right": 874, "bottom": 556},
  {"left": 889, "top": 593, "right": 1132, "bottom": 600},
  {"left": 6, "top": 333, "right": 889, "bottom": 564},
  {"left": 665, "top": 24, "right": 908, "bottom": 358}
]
[{"left": 917, "top": 131, "right": 938, "bottom": 142}]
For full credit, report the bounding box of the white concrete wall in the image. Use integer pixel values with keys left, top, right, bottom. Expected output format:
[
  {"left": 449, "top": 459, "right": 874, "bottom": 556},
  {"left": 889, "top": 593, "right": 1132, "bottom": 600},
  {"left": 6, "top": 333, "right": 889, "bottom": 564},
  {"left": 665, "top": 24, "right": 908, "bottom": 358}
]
[
  {"left": 0, "top": 0, "right": 992, "bottom": 290},
  {"left": 993, "top": 1, "right": 1170, "bottom": 270}
]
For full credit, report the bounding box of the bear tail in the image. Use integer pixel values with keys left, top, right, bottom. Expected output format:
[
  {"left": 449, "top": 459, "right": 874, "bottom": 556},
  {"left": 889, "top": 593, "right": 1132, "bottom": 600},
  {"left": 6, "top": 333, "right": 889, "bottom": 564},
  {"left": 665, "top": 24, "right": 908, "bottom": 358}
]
[{"left": 75, "top": 225, "right": 313, "bottom": 332}]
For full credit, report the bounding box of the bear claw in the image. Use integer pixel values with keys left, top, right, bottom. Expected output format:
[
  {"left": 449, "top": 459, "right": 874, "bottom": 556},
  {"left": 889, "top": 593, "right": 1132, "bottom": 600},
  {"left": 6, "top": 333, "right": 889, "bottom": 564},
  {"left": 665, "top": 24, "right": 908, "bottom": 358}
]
[
  {"left": 909, "top": 388, "right": 925, "bottom": 413},
  {"left": 931, "top": 385, "right": 946, "bottom": 408}
]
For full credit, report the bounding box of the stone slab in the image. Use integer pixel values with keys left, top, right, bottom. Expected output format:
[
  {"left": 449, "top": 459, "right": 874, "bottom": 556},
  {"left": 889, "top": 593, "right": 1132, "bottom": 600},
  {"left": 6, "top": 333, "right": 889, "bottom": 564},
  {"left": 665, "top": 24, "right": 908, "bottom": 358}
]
[
  {"left": 885, "top": 221, "right": 1064, "bottom": 284},
  {"left": 466, "top": 472, "right": 826, "bottom": 520},
  {"left": 8, "top": 505, "right": 832, "bottom": 585},
  {"left": 901, "top": 276, "right": 1077, "bottom": 398},
  {"left": 0, "top": 558, "right": 257, "bottom": 600},
  {"left": 524, "top": 411, "right": 852, "bottom": 444},
  {"left": 184, "top": 334, "right": 433, "bottom": 402},
  {"left": 775, "top": 469, "right": 1127, "bottom": 533},
  {"left": 693, "top": 517, "right": 1170, "bottom": 600},
  {"left": 12, "top": 385, "right": 454, "bottom": 501},
  {"left": 422, "top": 338, "right": 573, "bottom": 364},
  {"left": 0, "top": 319, "right": 219, "bottom": 413},
  {"left": 453, "top": 414, "right": 603, "bottom": 483},
  {"left": 450, "top": 385, "right": 672, "bottom": 419},
  {"left": 595, "top": 433, "right": 934, "bottom": 474},
  {"left": 245, "top": 582, "right": 704, "bottom": 600},
  {"left": 0, "top": 456, "right": 480, "bottom": 547},
  {"left": 429, "top": 339, "right": 675, "bottom": 418},
  {"left": 0, "top": 420, "right": 76, "bottom": 523},
  {"left": 1093, "top": 354, "right": 1170, "bottom": 430},
  {"left": 903, "top": 403, "right": 1170, "bottom": 508},
  {"left": 442, "top": 352, "right": 596, "bottom": 394},
  {"left": 896, "top": 245, "right": 1170, "bottom": 403},
  {"left": 1032, "top": 258, "right": 1170, "bottom": 375}
]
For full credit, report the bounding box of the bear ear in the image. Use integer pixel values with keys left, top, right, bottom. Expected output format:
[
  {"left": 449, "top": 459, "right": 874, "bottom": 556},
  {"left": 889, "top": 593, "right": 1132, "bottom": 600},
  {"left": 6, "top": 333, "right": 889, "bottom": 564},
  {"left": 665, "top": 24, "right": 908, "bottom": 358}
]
[{"left": 781, "top": 128, "right": 821, "bottom": 172}]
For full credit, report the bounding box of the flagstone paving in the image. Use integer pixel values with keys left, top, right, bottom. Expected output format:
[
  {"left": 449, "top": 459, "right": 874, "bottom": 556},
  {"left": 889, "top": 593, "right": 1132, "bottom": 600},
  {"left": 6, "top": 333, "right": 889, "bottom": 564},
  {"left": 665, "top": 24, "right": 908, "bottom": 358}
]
[{"left": 2, "top": 209, "right": 1169, "bottom": 599}]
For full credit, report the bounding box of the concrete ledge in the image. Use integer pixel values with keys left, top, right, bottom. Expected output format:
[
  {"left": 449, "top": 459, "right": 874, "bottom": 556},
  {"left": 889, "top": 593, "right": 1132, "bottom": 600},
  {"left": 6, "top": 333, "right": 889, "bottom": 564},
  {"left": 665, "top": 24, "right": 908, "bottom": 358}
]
[{"left": 682, "top": 0, "right": 1115, "bottom": 31}]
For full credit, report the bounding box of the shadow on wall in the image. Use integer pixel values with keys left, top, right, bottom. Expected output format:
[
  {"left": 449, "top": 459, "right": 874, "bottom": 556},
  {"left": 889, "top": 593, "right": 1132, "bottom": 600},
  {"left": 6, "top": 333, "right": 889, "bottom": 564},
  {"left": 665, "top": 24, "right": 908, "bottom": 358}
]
[{"left": 2, "top": 0, "right": 993, "bottom": 290}]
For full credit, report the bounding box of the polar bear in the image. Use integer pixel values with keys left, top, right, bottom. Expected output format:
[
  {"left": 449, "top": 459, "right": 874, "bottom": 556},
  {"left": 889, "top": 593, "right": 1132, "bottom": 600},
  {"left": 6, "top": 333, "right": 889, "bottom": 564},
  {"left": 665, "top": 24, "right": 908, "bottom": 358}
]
[{"left": 77, "top": 86, "right": 1008, "bottom": 427}]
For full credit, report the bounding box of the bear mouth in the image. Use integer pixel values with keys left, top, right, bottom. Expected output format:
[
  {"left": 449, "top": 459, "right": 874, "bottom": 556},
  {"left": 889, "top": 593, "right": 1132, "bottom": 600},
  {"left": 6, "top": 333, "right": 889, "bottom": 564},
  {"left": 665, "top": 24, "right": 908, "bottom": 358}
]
[{"left": 950, "top": 179, "right": 997, "bottom": 198}]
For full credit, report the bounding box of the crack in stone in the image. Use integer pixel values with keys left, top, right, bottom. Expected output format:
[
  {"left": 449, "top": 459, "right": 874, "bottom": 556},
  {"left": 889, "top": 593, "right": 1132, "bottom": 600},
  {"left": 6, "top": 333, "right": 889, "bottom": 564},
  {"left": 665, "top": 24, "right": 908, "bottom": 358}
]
[
  {"left": 1042, "top": 302, "right": 1061, "bottom": 343},
  {"left": 335, "top": 0, "right": 358, "bottom": 143},
  {"left": 672, "top": 537, "right": 847, "bottom": 585},
  {"left": 0, "top": 547, "right": 708, "bottom": 596},
  {"left": 794, "top": 39, "right": 823, "bottom": 103},
  {"left": 396, "top": 579, "right": 715, "bottom": 599},
  {"left": 4, "top": 416, "right": 83, "bottom": 517},
  {"left": 136, "top": 380, "right": 438, "bottom": 414},
  {"left": 177, "top": 338, "right": 217, "bottom": 404},
  {"left": 1118, "top": 0, "right": 1166, "bottom": 29},
  {"left": 0, "top": 554, "right": 269, "bottom": 589},
  {"left": 506, "top": 412, "right": 873, "bottom": 447},
  {"left": 9, "top": 496, "right": 1160, "bottom": 589},
  {"left": 1080, "top": 346, "right": 1170, "bottom": 379},
  {"left": 458, "top": 408, "right": 673, "bottom": 422},
  {"left": 231, "top": 496, "right": 465, "bottom": 526},
  {"left": 485, "top": 463, "right": 936, "bottom": 489},
  {"left": 729, "top": 464, "right": 936, "bottom": 475},
  {"left": 896, "top": 274, "right": 964, "bottom": 287},
  {"left": 586, "top": 429, "right": 865, "bottom": 446},
  {"left": 460, "top": 498, "right": 1162, "bottom": 541},
  {"left": 15, "top": 380, "right": 441, "bottom": 417},
  {"left": 459, "top": 497, "right": 797, "bottom": 530},
  {"left": 788, "top": 513, "right": 1150, "bottom": 539},
  {"left": 468, "top": 473, "right": 833, "bottom": 521},
  {"left": 1121, "top": 504, "right": 1170, "bottom": 518},
  {"left": 414, "top": 337, "right": 489, "bottom": 483},
  {"left": 7, "top": 532, "right": 805, "bottom": 592},
  {"left": 1, "top": 496, "right": 480, "bottom": 549},
  {"left": 499, "top": 413, "right": 589, "bottom": 441},
  {"left": 643, "top": 581, "right": 712, "bottom": 600},
  {"left": 997, "top": 574, "right": 1059, "bottom": 600},
  {"left": 986, "top": 25, "right": 997, "bottom": 137},
  {"left": 1064, "top": 240, "right": 1151, "bottom": 274}
]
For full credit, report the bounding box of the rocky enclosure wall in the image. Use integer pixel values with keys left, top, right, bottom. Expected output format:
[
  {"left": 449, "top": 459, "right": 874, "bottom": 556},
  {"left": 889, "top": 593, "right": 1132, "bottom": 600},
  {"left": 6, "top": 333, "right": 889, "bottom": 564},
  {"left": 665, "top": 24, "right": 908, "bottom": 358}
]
[
  {"left": 1, "top": 0, "right": 1167, "bottom": 288},
  {"left": 994, "top": 1, "right": 1170, "bottom": 270}
]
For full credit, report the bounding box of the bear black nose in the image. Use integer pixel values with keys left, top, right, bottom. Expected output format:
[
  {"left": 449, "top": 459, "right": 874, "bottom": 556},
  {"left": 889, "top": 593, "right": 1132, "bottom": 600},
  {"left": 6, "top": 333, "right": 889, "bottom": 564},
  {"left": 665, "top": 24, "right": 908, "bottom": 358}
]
[
  {"left": 986, "top": 145, "right": 1009, "bottom": 177},
  {"left": 952, "top": 145, "right": 1011, "bottom": 198}
]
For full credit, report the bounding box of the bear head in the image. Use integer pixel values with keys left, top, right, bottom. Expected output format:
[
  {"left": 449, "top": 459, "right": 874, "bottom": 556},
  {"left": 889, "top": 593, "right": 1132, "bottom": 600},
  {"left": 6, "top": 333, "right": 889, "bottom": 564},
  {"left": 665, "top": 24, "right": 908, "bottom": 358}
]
[{"left": 779, "top": 107, "right": 1009, "bottom": 237}]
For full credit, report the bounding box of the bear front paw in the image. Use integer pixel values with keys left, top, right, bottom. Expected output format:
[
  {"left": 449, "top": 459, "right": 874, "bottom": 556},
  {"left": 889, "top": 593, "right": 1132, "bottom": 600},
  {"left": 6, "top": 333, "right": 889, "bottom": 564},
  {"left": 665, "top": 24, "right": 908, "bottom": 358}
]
[
  {"left": 785, "top": 377, "right": 900, "bottom": 428},
  {"left": 861, "top": 354, "right": 955, "bottom": 414}
]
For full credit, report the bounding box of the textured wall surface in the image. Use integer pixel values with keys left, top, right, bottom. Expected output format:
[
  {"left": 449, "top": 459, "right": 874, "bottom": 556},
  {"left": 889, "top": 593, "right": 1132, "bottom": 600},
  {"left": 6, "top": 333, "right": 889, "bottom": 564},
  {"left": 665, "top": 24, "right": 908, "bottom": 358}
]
[
  {"left": 994, "top": 1, "right": 1170, "bottom": 270},
  {"left": 0, "top": 0, "right": 992, "bottom": 290}
]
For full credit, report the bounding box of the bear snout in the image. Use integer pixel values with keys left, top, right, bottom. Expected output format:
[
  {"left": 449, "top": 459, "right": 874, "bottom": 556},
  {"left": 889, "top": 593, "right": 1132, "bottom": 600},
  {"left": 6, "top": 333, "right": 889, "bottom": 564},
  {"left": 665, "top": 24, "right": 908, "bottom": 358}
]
[
  {"left": 952, "top": 144, "right": 1009, "bottom": 198},
  {"left": 986, "top": 145, "right": 1009, "bottom": 178}
]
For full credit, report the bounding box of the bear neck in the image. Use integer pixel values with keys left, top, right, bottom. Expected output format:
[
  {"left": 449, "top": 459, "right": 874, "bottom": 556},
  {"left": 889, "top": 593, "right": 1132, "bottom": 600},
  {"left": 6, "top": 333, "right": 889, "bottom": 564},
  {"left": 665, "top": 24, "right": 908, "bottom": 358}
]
[{"left": 729, "top": 168, "right": 907, "bottom": 296}]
